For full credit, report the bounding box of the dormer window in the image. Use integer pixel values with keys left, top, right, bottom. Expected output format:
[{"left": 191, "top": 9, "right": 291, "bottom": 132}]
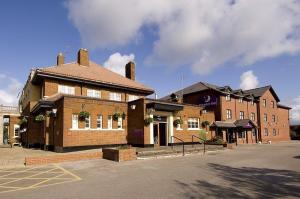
[{"left": 225, "top": 94, "right": 231, "bottom": 101}]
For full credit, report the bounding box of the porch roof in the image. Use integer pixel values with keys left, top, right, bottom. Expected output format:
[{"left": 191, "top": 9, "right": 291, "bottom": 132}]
[
  {"left": 146, "top": 100, "right": 184, "bottom": 112},
  {"left": 211, "top": 121, "right": 236, "bottom": 128},
  {"left": 234, "top": 119, "right": 257, "bottom": 128}
]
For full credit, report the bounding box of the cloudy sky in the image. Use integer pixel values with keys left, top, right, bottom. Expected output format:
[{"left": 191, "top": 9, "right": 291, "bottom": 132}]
[{"left": 0, "top": 0, "right": 300, "bottom": 124}]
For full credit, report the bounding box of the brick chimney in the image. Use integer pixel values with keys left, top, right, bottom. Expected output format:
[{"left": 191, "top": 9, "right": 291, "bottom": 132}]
[
  {"left": 77, "top": 48, "right": 89, "bottom": 66},
  {"left": 125, "top": 61, "right": 135, "bottom": 80},
  {"left": 57, "top": 52, "right": 64, "bottom": 66}
]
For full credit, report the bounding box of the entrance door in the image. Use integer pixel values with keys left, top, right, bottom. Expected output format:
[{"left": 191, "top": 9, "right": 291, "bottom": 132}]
[
  {"left": 153, "top": 124, "right": 159, "bottom": 145},
  {"left": 159, "top": 123, "right": 167, "bottom": 146}
]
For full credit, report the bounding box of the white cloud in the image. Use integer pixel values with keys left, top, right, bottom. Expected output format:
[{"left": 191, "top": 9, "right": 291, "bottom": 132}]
[
  {"left": 287, "top": 96, "right": 300, "bottom": 125},
  {"left": 240, "top": 70, "right": 259, "bottom": 90},
  {"left": 103, "top": 53, "right": 135, "bottom": 76},
  {"left": 66, "top": 0, "right": 300, "bottom": 74},
  {"left": 0, "top": 74, "right": 22, "bottom": 106}
]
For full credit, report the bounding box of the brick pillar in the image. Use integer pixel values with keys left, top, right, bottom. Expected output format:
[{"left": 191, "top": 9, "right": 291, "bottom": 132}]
[{"left": 0, "top": 115, "right": 3, "bottom": 144}]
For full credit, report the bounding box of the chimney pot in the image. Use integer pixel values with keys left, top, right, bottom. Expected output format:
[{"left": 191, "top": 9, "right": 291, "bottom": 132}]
[
  {"left": 57, "top": 52, "right": 64, "bottom": 66},
  {"left": 125, "top": 61, "right": 135, "bottom": 80},
  {"left": 77, "top": 48, "right": 89, "bottom": 66}
]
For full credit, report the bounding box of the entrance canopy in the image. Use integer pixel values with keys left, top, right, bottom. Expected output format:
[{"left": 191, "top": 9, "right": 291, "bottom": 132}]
[
  {"left": 146, "top": 100, "right": 183, "bottom": 112},
  {"left": 211, "top": 119, "right": 257, "bottom": 129},
  {"left": 211, "top": 121, "right": 236, "bottom": 128}
]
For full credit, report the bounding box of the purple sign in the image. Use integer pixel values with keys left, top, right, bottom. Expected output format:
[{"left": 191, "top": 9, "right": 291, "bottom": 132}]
[
  {"left": 244, "top": 123, "right": 253, "bottom": 128},
  {"left": 199, "top": 95, "right": 218, "bottom": 107}
]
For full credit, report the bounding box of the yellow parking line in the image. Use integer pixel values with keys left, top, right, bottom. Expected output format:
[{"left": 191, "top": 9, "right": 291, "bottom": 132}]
[
  {"left": 0, "top": 167, "right": 57, "bottom": 186},
  {"left": 0, "top": 165, "right": 81, "bottom": 194}
]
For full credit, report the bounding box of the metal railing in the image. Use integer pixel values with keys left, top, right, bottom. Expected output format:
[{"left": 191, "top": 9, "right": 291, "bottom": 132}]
[
  {"left": 171, "top": 136, "right": 185, "bottom": 156},
  {"left": 192, "top": 135, "right": 206, "bottom": 154}
]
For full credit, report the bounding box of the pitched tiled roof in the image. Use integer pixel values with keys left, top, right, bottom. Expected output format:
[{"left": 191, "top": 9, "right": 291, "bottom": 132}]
[
  {"left": 34, "top": 61, "right": 154, "bottom": 94},
  {"left": 243, "top": 85, "right": 280, "bottom": 102}
]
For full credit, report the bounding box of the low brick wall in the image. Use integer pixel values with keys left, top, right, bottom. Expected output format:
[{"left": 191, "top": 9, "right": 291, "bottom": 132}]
[
  {"left": 25, "top": 151, "right": 103, "bottom": 166},
  {"left": 103, "top": 148, "right": 136, "bottom": 162}
]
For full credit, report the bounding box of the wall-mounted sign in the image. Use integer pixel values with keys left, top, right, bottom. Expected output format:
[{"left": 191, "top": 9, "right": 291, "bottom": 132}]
[{"left": 199, "top": 95, "right": 218, "bottom": 107}]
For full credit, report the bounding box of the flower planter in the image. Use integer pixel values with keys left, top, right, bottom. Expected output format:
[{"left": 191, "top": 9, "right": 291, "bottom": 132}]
[{"left": 102, "top": 148, "right": 137, "bottom": 162}]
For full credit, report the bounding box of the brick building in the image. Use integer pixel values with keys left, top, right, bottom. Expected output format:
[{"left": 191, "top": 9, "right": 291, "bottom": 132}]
[
  {"left": 162, "top": 82, "right": 291, "bottom": 144},
  {"left": 19, "top": 49, "right": 213, "bottom": 152}
]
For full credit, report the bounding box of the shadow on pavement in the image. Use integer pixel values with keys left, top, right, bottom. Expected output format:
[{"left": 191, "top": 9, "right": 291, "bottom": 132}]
[{"left": 176, "top": 163, "right": 300, "bottom": 199}]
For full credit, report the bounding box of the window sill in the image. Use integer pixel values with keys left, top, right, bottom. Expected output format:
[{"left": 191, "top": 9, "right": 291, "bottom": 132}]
[
  {"left": 176, "top": 128, "right": 183, "bottom": 131},
  {"left": 187, "top": 128, "right": 200, "bottom": 131},
  {"left": 70, "top": 128, "right": 124, "bottom": 131}
]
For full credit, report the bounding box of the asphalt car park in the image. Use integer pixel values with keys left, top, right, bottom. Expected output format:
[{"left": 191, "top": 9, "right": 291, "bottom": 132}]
[{"left": 1, "top": 141, "right": 300, "bottom": 199}]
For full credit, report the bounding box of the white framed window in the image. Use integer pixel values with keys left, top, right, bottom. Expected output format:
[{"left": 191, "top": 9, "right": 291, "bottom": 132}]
[
  {"left": 87, "top": 89, "right": 101, "bottom": 98},
  {"left": 109, "top": 92, "right": 122, "bottom": 101},
  {"left": 239, "top": 98, "right": 243, "bottom": 103},
  {"left": 263, "top": 99, "right": 267, "bottom": 107},
  {"left": 251, "top": 100, "right": 254, "bottom": 105},
  {"left": 97, "top": 115, "right": 102, "bottom": 129},
  {"left": 273, "top": 129, "right": 277, "bottom": 136},
  {"left": 72, "top": 114, "right": 78, "bottom": 129},
  {"left": 58, "top": 85, "right": 75, "bottom": 95},
  {"left": 272, "top": 115, "right": 276, "bottom": 122},
  {"left": 264, "top": 113, "right": 268, "bottom": 122},
  {"left": 225, "top": 94, "right": 231, "bottom": 101},
  {"left": 117, "top": 117, "right": 122, "bottom": 129},
  {"left": 271, "top": 101, "right": 275, "bottom": 108},
  {"left": 264, "top": 128, "right": 268, "bottom": 136},
  {"left": 108, "top": 115, "right": 112, "bottom": 129},
  {"left": 239, "top": 111, "right": 244, "bottom": 119},
  {"left": 128, "top": 95, "right": 139, "bottom": 102},
  {"left": 226, "top": 109, "right": 232, "bottom": 119},
  {"left": 188, "top": 118, "right": 199, "bottom": 129},
  {"left": 251, "top": 112, "right": 255, "bottom": 121},
  {"left": 14, "top": 124, "right": 20, "bottom": 137},
  {"left": 85, "top": 116, "right": 91, "bottom": 129}
]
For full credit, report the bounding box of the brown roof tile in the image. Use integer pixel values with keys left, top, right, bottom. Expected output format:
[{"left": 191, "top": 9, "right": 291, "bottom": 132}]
[{"left": 36, "top": 61, "right": 154, "bottom": 93}]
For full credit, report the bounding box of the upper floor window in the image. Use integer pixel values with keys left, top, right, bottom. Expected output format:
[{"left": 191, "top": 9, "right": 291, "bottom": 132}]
[
  {"left": 264, "top": 113, "right": 268, "bottom": 122},
  {"left": 72, "top": 114, "right": 78, "bottom": 129},
  {"left": 85, "top": 116, "right": 91, "bottom": 129},
  {"left": 271, "top": 101, "right": 275, "bottom": 108},
  {"left": 239, "top": 111, "right": 244, "bottom": 119},
  {"left": 108, "top": 115, "right": 113, "bottom": 129},
  {"left": 87, "top": 89, "right": 101, "bottom": 98},
  {"left": 251, "top": 100, "right": 254, "bottom": 105},
  {"left": 226, "top": 109, "right": 232, "bottom": 119},
  {"left": 109, "top": 92, "right": 121, "bottom": 101},
  {"left": 239, "top": 98, "right": 243, "bottom": 103},
  {"left": 225, "top": 94, "right": 231, "bottom": 101},
  {"left": 97, "top": 115, "right": 102, "bottom": 129},
  {"left": 264, "top": 128, "right": 268, "bottom": 136},
  {"left": 263, "top": 99, "right": 267, "bottom": 107},
  {"left": 128, "top": 95, "right": 139, "bottom": 102},
  {"left": 58, "top": 85, "right": 75, "bottom": 95},
  {"left": 251, "top": 112, "right": 255, "bottom": 121},
  {"left": 272, "top": 115, "right": 276, "bottom": 123},
  {"left": 188, "top": 118, "right": 199, "bottom": 129}
]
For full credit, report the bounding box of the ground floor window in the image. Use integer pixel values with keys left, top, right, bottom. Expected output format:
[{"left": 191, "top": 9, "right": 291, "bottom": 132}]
[
  {"left": 273, "top": 129, "right": 277, "bottom": 136},
  {"left": 238, "top": 131, "right": 246, "bottom": 138},
  {"left": 117, "top": 117, "right": 122, "bottom": 129},
  {"left": 108, "top": 115, "right": 112, "bottom": 129},
  {"left": 14, "top": 124, "right": 20, "bottom": 137},
  {"left": 264, "top": 128, "right": 268, "bottom": 136},
  {"left": 188, "top": 118, "right": 199, "bottom": 129},
  {"left": 97, "top": 115, "right": 102, "bottom": 129},
  {"left": 85, "top": 116, "right": 91, "bottom": 129},
  {"left": 72, "top": 114, "right": 78, "bottom": 129}
]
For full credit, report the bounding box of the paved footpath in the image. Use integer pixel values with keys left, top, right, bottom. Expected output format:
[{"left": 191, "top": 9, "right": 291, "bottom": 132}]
[{"left": 1, "top": 141, "right": 300, "bottom": 199}]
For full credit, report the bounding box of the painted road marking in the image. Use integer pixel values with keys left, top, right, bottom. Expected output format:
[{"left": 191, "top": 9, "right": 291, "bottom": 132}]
[{"left": 0, "top": 165, "right": 81, "bottom": 194}]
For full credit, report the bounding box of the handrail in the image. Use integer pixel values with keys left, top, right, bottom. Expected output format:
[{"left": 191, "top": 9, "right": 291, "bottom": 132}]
[
  {"left": 192, "top": 135, "right": 206, "bottom": 154},
  {"left": 170, "top": 136, "right": 185, "bottom": 156}
]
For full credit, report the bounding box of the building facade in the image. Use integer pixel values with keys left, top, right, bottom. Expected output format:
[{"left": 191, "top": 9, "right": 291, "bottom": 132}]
[
  {"left": 162, "top": 82, "right": 291, "bottom": 144},
  {"left": 19, "top": 49, "right": 214, "bottom": 152},
  {"left": 0, "top": 105, "right": 20, "bottom": 145}
]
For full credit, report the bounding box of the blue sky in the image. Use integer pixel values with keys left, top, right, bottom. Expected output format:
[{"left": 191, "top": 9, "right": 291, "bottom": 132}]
[{"left": 0, "top": 0, "right": 299, "bottom": 124}]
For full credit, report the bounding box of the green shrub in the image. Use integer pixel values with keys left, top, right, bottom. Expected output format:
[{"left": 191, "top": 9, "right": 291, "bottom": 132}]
[
  {"left": 144, "top": 117, "right": 154, "bottom": 126},
  {"left": 79, "top": 111, "right": 90, "bottom": 121},
  {"left": 34, "top": 114, "right": 45, "bottom": 122}
]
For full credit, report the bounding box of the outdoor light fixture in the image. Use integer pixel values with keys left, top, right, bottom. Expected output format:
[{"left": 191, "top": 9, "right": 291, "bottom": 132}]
[
  {"left": 52, "top": 108, "right": 58, "bottom": 117},
  {"left": 130, "top": 105, "right": 136, "bottom": 110}
]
